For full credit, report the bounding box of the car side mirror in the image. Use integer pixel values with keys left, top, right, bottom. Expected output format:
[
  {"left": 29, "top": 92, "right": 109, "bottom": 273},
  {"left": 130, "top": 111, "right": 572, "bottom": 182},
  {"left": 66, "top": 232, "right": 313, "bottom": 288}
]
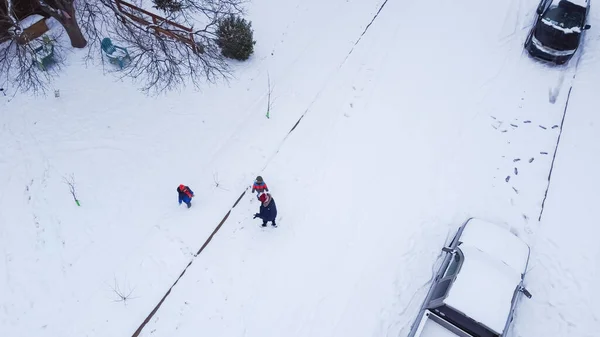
[
  {"left": 442, "top": 247, "right": 454, "bottom": 254},
  {"left": 584, "top": 24, "right": 591, "bottom": 30},
  {"left": 536, "top": 7, "right": 544, "bottom": 15},
  {"left": 519, "top": 286, "right": 532, "bottom": 299}
]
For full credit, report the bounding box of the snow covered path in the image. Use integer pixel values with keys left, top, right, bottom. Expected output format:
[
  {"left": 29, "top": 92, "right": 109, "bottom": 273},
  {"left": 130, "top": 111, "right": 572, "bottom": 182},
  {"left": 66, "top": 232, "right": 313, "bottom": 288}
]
[
  {"left": 1, "top": 0, "right": 415, "bottom": 336},
  {"left": 1, "top": 0, "right": 599, "bottom": 336},
  {"left": 511, "top": 11, "right": 600, "bottom": 335}
]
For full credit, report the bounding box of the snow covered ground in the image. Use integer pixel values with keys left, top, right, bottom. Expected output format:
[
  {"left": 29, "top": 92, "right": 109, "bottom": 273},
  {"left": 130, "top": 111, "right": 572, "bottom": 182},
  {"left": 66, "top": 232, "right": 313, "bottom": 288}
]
[
  {"left": 1, "top": 0, "right": 599, "bottom": 336},
  {"left": 511, "top": 12, "right": 600, "bottom": 336}
]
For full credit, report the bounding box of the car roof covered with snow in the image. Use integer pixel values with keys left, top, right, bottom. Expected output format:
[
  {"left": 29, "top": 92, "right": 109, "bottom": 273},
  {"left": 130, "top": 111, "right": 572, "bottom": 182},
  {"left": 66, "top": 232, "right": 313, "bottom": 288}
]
[{"left": 443, "top": 219, "right": 530, "bottom": 334}]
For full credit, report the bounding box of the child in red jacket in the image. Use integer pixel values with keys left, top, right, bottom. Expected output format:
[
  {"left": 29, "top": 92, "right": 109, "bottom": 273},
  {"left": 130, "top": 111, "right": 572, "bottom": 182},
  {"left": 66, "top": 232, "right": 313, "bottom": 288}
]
[
  {"left": 252, "top": 176, "right": 269, "bottom": 197},
  {"left": 177, "top": 184, "right": 194, "bottom": 208}
]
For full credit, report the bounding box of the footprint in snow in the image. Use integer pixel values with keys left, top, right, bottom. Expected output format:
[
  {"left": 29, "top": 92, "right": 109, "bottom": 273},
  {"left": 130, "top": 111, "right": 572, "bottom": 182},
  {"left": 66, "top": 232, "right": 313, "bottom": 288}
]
[
  {"left": 540, "top": 151, "right": 549, "bottom": 155},
  {"left": 524, "top": 226, "right": 533, "bottom": 235},
  {"left": 523, "top": 120, "right": 532, "bottom": 124},
  {"left": 491, "top": 120, "right": 503, "bottom": 129},
  {"left": 505, "top": 176, "right": 511, "bottom": 182},
  {"left": 539, "top": 125, "right": 547, "bottom": 130},
  {"left": 549, "top": 87, "right": 559, "bottom": 104},
  {"left": 529, "top": 158, "right": 535, "bottom": 163},
  {"left": 513, "top": 158, "right": 521, "bottom": 162},
  {"left": 514, "top": 167, "right": 519, "bottom": 175}
]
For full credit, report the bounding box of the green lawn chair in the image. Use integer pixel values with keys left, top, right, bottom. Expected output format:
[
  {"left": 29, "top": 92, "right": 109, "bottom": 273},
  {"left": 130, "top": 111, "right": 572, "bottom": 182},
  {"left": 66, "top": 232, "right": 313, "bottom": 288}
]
[
  {"left": 32, "top": 35, "right": 55, "bottom": 70},
  {"left": 101, "top": 38, "right": 131, "bottom": 69}
]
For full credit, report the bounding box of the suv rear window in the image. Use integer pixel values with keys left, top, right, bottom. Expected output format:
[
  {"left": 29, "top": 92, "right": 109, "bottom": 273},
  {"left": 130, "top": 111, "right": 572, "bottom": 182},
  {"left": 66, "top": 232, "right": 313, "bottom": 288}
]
[{"left": 433, "top": 305, "right": 499, "bottom": 337}]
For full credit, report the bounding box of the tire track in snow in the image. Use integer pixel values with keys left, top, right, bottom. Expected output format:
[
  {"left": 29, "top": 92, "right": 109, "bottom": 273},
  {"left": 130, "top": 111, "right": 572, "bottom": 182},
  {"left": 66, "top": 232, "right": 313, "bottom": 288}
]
[
  {"left": 131, "top": 191, "right": 247, "bottom": 337},
  {"left": 537, "top": 86, "right": 572, "bottom": 221},
  {"left": 538, "top": 46, "right": 586, "bottom": 221},
  {"left": 341, "top": 0, "right": 390, "bottom": 65},
  {"left": 200, "top": 0, "right": 353, "bottom": 174},
  {"left": 257, "top": 0, "right": 396, "bottom": 172}
]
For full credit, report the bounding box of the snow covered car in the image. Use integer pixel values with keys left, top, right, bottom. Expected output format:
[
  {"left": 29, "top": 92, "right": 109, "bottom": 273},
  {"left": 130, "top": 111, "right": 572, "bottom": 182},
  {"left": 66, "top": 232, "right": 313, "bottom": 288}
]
[
  {"left": 524, "top": 0, "right": 591, "bottom": 64},
  {"left": 407, "top": 218, "right": 532, "bottom": 337}
]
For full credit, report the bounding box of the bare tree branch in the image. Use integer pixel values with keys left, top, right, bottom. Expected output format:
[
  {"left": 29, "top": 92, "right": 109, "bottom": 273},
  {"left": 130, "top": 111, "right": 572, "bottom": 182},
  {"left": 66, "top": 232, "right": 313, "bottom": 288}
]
[
  {"left": 77, "top": 0, "right": 244, "bottom": 94},
  {"left": 1, "top": 0, "right": 246, "bottom": 95},
  {"left": 63, "top": 173, "right": 80, "bottom": 206},
  {"left": 0, "top": 0, "right": 69, "bottom": 94}
]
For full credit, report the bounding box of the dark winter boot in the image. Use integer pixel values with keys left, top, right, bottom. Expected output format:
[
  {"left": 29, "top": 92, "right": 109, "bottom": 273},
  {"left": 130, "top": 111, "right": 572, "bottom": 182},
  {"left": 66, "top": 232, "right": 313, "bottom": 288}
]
[
  {"left": 271, "top": 221, "right": 277, "bottom": 227},
  {"left": 187, "top": 202, "right": 192, "bottom": 208},
  {"left": 261, "top": 221, "right": 267, "bottom": 227}
]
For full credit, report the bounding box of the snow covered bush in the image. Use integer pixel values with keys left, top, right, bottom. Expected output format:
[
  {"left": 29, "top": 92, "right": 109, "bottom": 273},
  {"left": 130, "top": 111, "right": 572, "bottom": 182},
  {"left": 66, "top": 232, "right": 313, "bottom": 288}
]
[
  {"left": 152, "top": 0, "right": 183, "bottom": 12},
  {"left": 216, "top": 15, "right": 256, "bottom": 61}
]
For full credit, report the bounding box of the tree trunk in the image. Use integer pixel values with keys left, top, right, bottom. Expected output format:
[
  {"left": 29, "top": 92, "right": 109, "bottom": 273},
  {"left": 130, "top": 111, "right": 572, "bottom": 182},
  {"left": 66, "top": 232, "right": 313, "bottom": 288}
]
[
  {"left": 62, "top": 20, "right": 86, "bottom": 48},
  {"left": 49, "top": 1, "right": 87, "bottom": 48}
]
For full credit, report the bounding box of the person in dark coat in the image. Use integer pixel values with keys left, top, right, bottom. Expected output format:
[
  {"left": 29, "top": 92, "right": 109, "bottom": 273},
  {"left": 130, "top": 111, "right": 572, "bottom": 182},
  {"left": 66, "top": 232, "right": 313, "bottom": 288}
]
[
  {"left": 177, "top": 184, "right": 194, "bottom": 208},
  {"left": 254, "top": 192, "right": 277, "bottom": 227}
]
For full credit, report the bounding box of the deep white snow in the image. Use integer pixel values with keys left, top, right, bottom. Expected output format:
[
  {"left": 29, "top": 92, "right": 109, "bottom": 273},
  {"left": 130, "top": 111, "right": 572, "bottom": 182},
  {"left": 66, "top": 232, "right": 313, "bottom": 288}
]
[
  {"left": 1, "top": 0, "right": 599, "bottom": 336},
  {"left": 458, "top": 218, "right": 530, "bottom": 273}
]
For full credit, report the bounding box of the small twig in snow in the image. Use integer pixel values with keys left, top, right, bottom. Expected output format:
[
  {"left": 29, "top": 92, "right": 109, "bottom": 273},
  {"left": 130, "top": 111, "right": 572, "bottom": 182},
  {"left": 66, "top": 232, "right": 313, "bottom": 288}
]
[
  {"left": 63, "top": 174, "right": 80, "bottom": 206},
  {"left": 213, "top": 172, "right": 229, "bottom": 191},
  {"left": 266, "top": 72, "right": 273, "bottom": 118},
  {"left": 109, "top": 277, "right": 137, "bottom": 305}
]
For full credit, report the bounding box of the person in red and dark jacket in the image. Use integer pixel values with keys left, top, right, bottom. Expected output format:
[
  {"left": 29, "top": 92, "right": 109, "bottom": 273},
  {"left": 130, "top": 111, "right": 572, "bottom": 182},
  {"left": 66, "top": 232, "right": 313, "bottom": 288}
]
[
  {"left": 254, "top": 192, "right": 277, "bottom": 227},
  {"left": 177, "top": 184, "right": 194, "bottom": 208}
]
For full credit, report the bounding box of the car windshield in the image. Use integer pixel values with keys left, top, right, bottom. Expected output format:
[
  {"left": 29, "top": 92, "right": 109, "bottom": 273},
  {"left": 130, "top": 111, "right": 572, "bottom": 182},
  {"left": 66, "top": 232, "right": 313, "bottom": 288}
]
[{"left": 534, "top": 1, "right": 585, "bottom": 50}]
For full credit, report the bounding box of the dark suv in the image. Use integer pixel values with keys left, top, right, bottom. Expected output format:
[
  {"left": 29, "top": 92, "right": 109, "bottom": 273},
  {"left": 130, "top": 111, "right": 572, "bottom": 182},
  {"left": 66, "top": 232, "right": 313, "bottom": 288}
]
[{"left": 525, "top": 0, "right": 591, "bottom": 64}]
